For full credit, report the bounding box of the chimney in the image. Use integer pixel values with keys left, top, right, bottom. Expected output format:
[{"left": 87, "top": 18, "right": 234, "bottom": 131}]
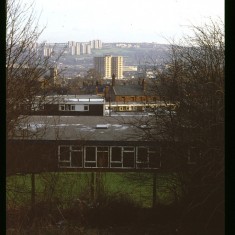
[
  {"left": 105, "top": 86, "right": 109, "bottom": 97},
  {"left": 112, "top": 73, "right": 116, "bottom": 87}
]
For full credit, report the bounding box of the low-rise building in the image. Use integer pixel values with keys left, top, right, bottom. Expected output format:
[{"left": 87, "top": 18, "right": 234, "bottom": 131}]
[
  {"left": 20, "top": 95, "right": 105, "bottom": 116},
  {"left": 7, "top": 115, "right": 200, "bottom": 175}
]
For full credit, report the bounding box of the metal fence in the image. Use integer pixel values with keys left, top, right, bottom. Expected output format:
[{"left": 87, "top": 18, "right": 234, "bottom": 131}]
[{"left": 7, "top": 171, "right": 182, "bottom": 210}]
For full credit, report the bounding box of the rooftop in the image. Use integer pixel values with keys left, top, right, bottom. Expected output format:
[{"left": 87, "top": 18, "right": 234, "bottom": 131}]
[
  {"left": 36, "top": 95, "right": 105, "bottom": 104},
  {"left": 113, "top": 85, "right": 145, "bottom": 96},
  {"left": 12, "top": 115, "right": 163, "bottom": 141}
]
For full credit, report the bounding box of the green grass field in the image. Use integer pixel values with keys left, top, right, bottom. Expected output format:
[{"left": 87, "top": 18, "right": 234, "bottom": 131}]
[{"left": 6, "top": 172, "right": 182, "bottom": 209}]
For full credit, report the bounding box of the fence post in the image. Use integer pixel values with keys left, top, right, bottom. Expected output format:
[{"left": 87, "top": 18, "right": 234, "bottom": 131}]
[
  {"left": 31, "top": 173, "right": 36, "bottom": 216},
  {"left": 91, "top": 172, "right": 96, "bottom": 201},
  {"left": 152, "top": 172, "right": 157, "bottom": 208}
]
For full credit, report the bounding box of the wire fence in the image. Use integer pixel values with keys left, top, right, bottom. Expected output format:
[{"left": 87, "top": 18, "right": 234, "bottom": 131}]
[{"left": 7, "top": 171, "right": 182, "bottom": 210}]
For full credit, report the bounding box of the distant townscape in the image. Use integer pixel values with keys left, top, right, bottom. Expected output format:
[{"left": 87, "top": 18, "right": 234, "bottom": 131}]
[{"left": 28, "top": 39, "right": 170, "bottom": 89}]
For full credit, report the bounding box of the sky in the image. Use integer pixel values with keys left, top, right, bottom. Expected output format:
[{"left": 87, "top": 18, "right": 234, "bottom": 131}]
[{"left": 27, "top": 0, "right": 224, "bottom": 43}]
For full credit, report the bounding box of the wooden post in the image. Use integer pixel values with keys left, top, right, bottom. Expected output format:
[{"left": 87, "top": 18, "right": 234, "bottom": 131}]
[
  {"left": 91, "top": 172, "right": 96, "bottom": 201},
  {"left": 31, "top": 173, "right": 36, "bottom": 215},
  {"left": 152, "top": 172, "right": 157, "bottom": 208}
]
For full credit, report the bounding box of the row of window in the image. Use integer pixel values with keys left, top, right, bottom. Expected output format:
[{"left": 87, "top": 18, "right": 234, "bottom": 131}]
[
  {"left": 19, "top": 104, "right": 90, "bottom": 112},
  {"left": 58, "top": 145, "right": 199, "bottom": 169},
  {"left": 59, "top": 104, "right": 89, "bottom": 111},
  {"left": 58, "top": 145, "right": 162, "bottom": 169}
]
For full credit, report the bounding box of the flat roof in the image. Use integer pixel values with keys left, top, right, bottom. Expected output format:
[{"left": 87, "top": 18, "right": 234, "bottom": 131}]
[
  {"left": 35, "top": 95, "right": 105, "bottom": 104},
  {"left": 11, "top": 115, "right": 164, "bottom": 141}
]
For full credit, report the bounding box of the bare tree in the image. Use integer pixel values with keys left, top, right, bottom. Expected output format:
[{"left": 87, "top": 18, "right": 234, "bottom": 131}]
[
  {"left": 149, "top": 19, "right": 224, "bottom": 234},
  {"left": 6, "top": 0, "right": 64, "bottom": 137},
  {"left": 120, "top": 19, "right": 224, "bottom": 234}
]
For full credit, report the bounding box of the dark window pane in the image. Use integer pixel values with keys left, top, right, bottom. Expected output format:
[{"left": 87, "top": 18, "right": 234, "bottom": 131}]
[
  {"left": 111, "top": 162, "right": 122, "bottom": 168},
  {"left": 123, "top": 147, "right": 134, "bottom": 151},
  {"left": 71, "top": 146, "right": 82, "bottom": 151},
  {"left": 123, "top": 152, "right": 135, "bottom": 168},
  {"left": 137, "top": 147, "right": 148, "bottom": 162},
  {"left": 71, "top": 152, "right": 83, "bottom": 167},
  {"left": 86, "top": 147, "right": 96, "bottom": 161},
  {"left": 60, "top": 146, "right": 70, "bottom": 161},
  {"left": 97, "top": 147, "right": 108, "bottom": 152},
  {"left": 111, "top": 147, "right": 122, "bottom": 162},
  {"left": 97, "top": 152, "right": 109, "bottom": 167}
]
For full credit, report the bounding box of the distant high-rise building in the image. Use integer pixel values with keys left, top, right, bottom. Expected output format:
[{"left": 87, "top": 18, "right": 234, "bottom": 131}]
[
  {"left": 43, "top": 47, "right": 53, "bottom": 57},
  {"left": 94, "top": 55, "right": 112, "bottom": 79},
  {"left": 80, "top": 43, "right": 87, "bottom": 55},
  {"left": 90, "top": 40, "right": 102, "bottom": 49},
  {"left": 68, "top": 41, "right": 76, "bottom": 47},
  {"left": 70, "top": 46, "right": 75, "bottom": 55},
  {"left": 94, "top": 55, "right": 123, "bottom": 79},
  {"left": 75, "top": 46, "right": 80, "bottom": 55},
  {"left": 75, "top": 42, "right": 81, "bottom": 55},
  {"left": 86, "top": 44, "right": 91, "bottom": 54},
  {"left": 68, "top": 41, "right": 94, "bottom": 55},
  {"left": 111, "top": 56, "right": 123, "bottom": 79},
  {"left": 70, "top": 43, "right": 81, "bottom": 55}
]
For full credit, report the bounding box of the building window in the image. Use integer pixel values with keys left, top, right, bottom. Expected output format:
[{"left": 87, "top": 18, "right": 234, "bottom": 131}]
[
  {"left": 71, "top": 146, "right": 83, "bottom": 167},
  {"left": 123, "top": 147, "right": 135, "bottom": 168},
  {"left": 148, "top": 147, "right": 161, "bottom": 168},
  {"left": 31, "top": 103, "right": 45, "bottom": 111},
  {"left": 58, "top": 145, "right": 83, "bottom": 168},
  {"left": 84, "top": 146, "right": 109, "bottom": 168},
  {"left": 84, "top": 105, "right": 89, "bottom": 111},
  {"left": 59, "top": 105, "right": 65, "bottom": 111},
  {"left": 97, "top": 147, "right": 109, "bottom": 167},
  {"left": 110, "top": 146, "right": 135, "bottom": 168},
  {"left": 58, "top": 145, "right": 162, "bottom": 170},
  {"left": 137, "top": 147, "right": 161, "bottom": 169},
  {"left": 85, "top": 147, "right": 96, "bottom": 167},
  {"left": 58, "top": 146, "right": 70, "bottom": 167},
  {"left": 110, "top": 147, "right": 122, "bottom": 168},
  {"left": 59, "top": 104, "right": 76, "bottom": 111},
  {"left": 137, "top": 147, "right": 149, "bottom": 168}
]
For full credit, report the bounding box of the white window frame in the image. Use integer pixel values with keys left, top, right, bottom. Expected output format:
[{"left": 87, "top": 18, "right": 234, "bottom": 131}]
[
  {"left": 84, "top": 146, "right": 109, "bottom": 168},
  {"left": 84, "top": 105, "right": 89, "bottom": 111},
  {"left": 110, "top": 146, "right": 135, "bottom": 168},
  {"left": 110, "top": 146, "right": 123, "bottom": 168},
  {"left": 84, "top": 146, "right": 97, "bottom": 168},
  {"left": 59, "top": 104, "right": 65, "bottom": 111},
  {"left": 136, "top": 146, "right": 161, "bottom": 169},
  {"left": 58, "top": 145, "right": 83, "bottom": 168},
  {"left": 122, "top": 146, "right": 135, "bottom": 168},
  {"left": 59, "top": 104, "right": 76, "bottom": 111},
  {"left": 136, "top": 146, "right": 150, "bottom": 169}
]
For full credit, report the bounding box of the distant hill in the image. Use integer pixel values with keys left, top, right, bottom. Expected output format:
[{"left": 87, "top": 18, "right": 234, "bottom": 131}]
[
  {"left": 56, "top": 43, "right": 170, "bottom": 77},
  {"left": 91, "top": 43, "right": 170, "bottom": 66}
]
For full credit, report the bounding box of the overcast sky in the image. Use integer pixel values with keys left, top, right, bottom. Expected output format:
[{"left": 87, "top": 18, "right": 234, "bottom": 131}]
[{"left": 29, "top": 0, "right": 224, "bottom": 43}]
